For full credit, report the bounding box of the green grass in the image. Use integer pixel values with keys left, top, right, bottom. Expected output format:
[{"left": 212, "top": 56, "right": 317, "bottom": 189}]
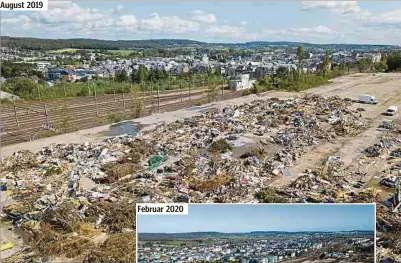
[
  {"left": 164, "top": 241, "right": 185, "bottom": 246},
  {"left": 106, "top": 50, "right": 133, "bottom": 56},
  {"left": 48, "top": 48, "right": 79, "bottom": 54},
  {"left": 4, "top": 74, "right": 225, "bottom": 102},
  {"left": 47, "top": 49, "right": 133, "bottom": 56}
]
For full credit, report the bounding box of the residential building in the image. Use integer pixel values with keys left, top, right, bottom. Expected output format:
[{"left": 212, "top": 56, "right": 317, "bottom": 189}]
[
  {"left": 229, "top": 74, "right": 255, "bottom": 90},
  {"left": 35, "top": 61, "right": 51, "bottom": 70}
]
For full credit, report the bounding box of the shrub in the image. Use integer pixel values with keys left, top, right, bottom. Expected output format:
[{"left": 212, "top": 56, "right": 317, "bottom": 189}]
[{"left": 209, "top": 139, "right": 233, "bottom": 153}]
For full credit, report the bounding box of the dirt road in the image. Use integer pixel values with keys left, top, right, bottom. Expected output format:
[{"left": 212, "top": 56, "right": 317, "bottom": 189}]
[{"left": 270, "top": 73, "right": 401, "bottom": 187}]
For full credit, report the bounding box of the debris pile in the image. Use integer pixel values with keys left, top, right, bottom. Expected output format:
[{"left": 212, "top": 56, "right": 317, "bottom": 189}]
[
  {"left": 363, "top": 137, "right": 401, "bottom": 158},
  {"left": 379, "top": 120, "right": 396, "bottom": 131},
  {"left": 0, "top": 94, "right": 369, "bottom": 261},
  {"left": 376, "top": 207, "right": 401, "bottom": 262}
]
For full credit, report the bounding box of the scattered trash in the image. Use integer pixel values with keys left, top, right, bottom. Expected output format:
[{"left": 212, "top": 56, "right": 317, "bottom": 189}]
[{"left": 0, "top": 94, "right": 389, "bottom": 262}]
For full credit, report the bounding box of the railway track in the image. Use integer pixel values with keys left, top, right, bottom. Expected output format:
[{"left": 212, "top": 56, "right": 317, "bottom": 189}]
[{"left": 0, "top": 87, "right": 240, "bottom": 146}]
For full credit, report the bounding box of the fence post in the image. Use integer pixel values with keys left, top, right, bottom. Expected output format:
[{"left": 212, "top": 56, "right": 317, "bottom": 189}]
[
  {"left": 113, "top": 90, "right": 117, "bottom": 102},
  {"left": 189, "top": 79, "right": 191, "bottom": 101},
  {"left": 44, "top": 103, "right": 49, "bottom": 126},
  {"left": 122, "top": 87, "right": 126, "bottom": 112},
  {"left": 63, "top": 83, "right": 67, "bottom": 108},
  {"left": 180, "top": 81, "right": 183, "bottom": 102},
  {"left": 142, "top": 82, "right": 146, "bottom": 110},
  {"left": 168, "top": 71, "right": 171, "bottom": 90},
  {"left": 63, "top": 83, "right": 67, "bottom": 99},
  {"left": 150, "top": 81, "right": 154, "bottom": 109},
  {"left": 221, "top": 79, "right": 224, "bottom": 97},
  {"left": 37, "top": 85, "right": 42, "bottom": 101},
  {"left": 88, "top": 81, "right": 91, "bottom": 96},
  {"left": 13, "top": 97, "right": 19, "bottom": 127},
  {"left": 157, "top": 85, "right": 160, "bottom": 113},
  {"left": 94, "top": 84, "right": 99, "bottom": 116}
]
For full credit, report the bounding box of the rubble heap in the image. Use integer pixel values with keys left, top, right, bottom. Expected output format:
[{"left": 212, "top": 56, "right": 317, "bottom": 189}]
[
  {"left": 0, "top": 94, "right": 366, "bottom": 262},
  {"left": 376, "top": 207, "right": 401, "bottom": 262}
]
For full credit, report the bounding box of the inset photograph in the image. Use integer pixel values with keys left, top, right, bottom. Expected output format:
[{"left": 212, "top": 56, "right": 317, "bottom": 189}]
[{"left": 137, "top": 204, "right": 375, "bottom": 263}]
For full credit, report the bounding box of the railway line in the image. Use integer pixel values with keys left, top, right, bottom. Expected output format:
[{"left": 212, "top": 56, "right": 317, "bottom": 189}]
[{"left": 0, "top": 85, "right": 239, "bottom": 146}]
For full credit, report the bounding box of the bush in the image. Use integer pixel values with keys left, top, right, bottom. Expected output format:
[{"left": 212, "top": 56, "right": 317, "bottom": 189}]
[
  {"left": 255, "top": 188, "right": 287, "bottom": 203},
  {"left": 277, "top": 73, "right": 330, "bottom": 91},
  {"left": 209, "top": 139, "right": 233, "bottom": 153}
]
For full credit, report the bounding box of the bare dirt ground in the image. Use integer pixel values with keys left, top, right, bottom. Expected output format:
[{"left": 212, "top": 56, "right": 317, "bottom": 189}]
[{"left": 270, "top": 73, "right": 401, "bottom": 188}]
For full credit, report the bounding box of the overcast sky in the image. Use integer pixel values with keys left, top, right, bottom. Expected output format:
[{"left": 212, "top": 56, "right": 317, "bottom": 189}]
[
  {"left": 1, "top": 1, "right": 400, "bottom": 45},
  {"left": 138, "top": 204, "right": 375, "bottom": 233}
]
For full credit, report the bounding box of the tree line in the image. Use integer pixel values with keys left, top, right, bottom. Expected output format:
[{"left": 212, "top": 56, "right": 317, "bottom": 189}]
[
  {"left": 1, "top": 36, "right": 204, "bottom": 51},
  {"left": 1, "top": 60, "right": 44, "bottom": 79},
  {"left": 248, "top": 47, "right": 401, "bottom": 95},
  {"left": 386, "top": 52, "right": 401, "bottom": 72},
  {"left": 249, "top": 47, "right": 345, "bottom": 94},
  {"left": 114, "top": 65, "right": 222, "bottom": 84}
]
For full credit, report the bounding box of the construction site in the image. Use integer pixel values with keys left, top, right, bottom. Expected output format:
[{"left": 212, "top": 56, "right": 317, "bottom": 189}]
[{"left": 1, "top": 73, "right": 401, "bottom": 262}]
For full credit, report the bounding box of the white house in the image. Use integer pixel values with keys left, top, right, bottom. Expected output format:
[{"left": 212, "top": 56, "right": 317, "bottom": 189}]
[
  {"left": 36, "top": 61, "right": 51, "bottom": 70},
  {"left": 363, "top": 52, "right": 382, "bottom": 63},
  {"left": 229, "top": 74, "right": 255, "bottom": 90}
]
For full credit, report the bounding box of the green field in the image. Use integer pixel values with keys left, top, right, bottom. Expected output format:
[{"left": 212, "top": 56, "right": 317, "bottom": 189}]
[
  {"left": 105, "top": 49, "right": 133, "bottom": 56},
  {"left": 48, "top": 48, "right": 79, "bottom": 54},
  {"left": 164, "top": 241, "right": 185, "bottom": 246}
]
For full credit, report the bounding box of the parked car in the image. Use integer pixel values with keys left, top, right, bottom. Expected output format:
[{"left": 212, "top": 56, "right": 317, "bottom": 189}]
[
  {"left": 386, "top": 106, "right": 398, "bottom": 116},
  {"left": 359, "top": 94, "right": 378, "bottom": 104}
]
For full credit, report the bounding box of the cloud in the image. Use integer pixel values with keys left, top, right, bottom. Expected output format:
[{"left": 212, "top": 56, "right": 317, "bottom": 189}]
[
  {"left": 111, "top": 4, "right": 124, "bottom": 14},
  {"left": 48, "top": 1, "right": 73, "bottom": 9},
  {"left": 264, "top": 25, "right": 337, "bottom": 36},
  {"left": 33, "top": 2, "right": 105, "bottom": 24},
  {"left": 189, "top": 10, "right": 217, "bottom": 24},
  {"left": 116, "top": 15, "right": 138, "bottom": 28},
  {"left": 301, "top": 1, "right": 360, "bottom": 14},
  {"left": 240, "top": 21, "right": 248, "bottom": 26},
  {"left": 343, "top": 26, "right": 401, "bottom": 44},
  {"left": 139, "top": 13, "right": 200, "bottom": 34},
  {"left": 288, "top": 25, "right": 337, "bottom": 34},
  {"left": 364, "top": 9, "right": 401, "bottom": 28},
  {"left": 1, "top": 15, "right": 32, "bottom": 29},
  {"left": 205, "top": 25, "right": 245, "bottom": 36},
  {"left": 203, "top": 25, "right": 264, "bottom": 41}
]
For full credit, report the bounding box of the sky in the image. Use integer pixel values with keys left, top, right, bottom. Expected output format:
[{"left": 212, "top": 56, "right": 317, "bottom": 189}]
[
  {"left": 1, "top": 1, "right": 401, "bottom": 45},
  {"left": 137, "top": 204, "right": 375, "bottom": 233}
]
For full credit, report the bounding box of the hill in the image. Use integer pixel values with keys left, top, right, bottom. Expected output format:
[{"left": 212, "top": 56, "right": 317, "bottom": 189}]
[
  {"left": 2, "top": 36, "right": 399, "bottom": 51},
  {"left": 138, "top": 230, "right": 374, "bottom": 240}
]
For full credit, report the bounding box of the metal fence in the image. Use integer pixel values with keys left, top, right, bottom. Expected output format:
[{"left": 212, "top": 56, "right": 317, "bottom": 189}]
[{"left": 0, "top": 85, "right": 241, "bottom": 146}]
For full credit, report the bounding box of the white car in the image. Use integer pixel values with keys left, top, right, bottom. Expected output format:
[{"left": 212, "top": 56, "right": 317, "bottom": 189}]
[{"left": 386, "top": 106, "right": 398, "bottom": 116}]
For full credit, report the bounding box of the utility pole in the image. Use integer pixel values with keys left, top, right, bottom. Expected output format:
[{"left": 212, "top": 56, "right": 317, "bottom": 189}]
[
  {"left": 221, "top": 78, "right": 224, "bottom": 97},
  {"left": 168, "top": 70, "right": 171, "bottom": 90},
  {"left": 157, "top": 84, "right": 160, "bottom": 113},
  {"left": 180, "top": 80, "right": 183, "bottom": 102},
  {"left": 37, "top": 85, "right": 42, "bottom": 101}
]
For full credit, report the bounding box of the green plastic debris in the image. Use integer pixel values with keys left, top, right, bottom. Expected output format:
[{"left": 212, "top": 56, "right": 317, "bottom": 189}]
[{"left": 146, "top": 155, "right": 164, "bottom": 171}]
